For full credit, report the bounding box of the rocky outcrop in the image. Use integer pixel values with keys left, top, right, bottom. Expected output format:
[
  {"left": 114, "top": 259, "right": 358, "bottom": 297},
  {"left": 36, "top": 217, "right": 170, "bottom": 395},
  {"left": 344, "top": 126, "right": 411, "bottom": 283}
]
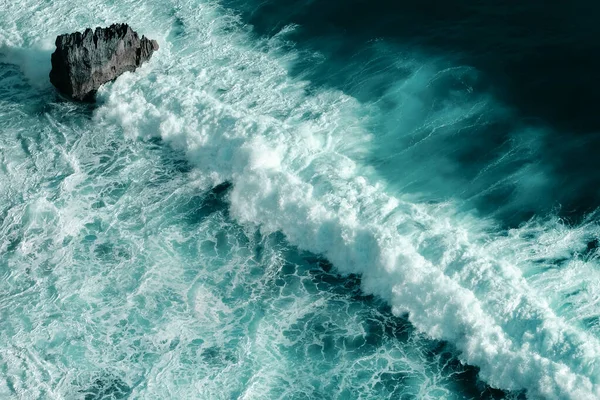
[{"left": 49, "top": 24, "right": 159, "bottom": 101}]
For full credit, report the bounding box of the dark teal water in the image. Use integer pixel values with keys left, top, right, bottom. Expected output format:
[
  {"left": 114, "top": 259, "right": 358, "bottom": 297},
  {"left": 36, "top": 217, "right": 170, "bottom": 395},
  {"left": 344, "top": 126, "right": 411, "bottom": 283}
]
[{"left": 221, "top": 0, "right": 600, "bottom": 225}]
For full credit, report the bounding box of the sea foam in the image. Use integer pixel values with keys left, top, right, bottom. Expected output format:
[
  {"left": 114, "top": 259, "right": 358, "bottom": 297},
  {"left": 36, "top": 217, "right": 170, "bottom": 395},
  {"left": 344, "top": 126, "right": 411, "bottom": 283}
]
[{"left": 3, "top": 0, "right": 600, "bottom": 398}]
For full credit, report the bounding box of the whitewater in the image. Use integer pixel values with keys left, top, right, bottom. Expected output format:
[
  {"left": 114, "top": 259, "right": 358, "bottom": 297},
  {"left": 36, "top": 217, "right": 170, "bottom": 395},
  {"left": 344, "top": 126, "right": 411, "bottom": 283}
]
[{"left": 2, "top": 0, "right": 600, "bottom": 399}]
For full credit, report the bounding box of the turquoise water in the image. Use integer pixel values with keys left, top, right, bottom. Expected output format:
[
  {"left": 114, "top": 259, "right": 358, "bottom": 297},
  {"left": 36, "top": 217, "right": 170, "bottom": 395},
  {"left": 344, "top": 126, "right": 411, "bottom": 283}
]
[{"left": 2, "top": 1, "right": 600, "bottom": 399}]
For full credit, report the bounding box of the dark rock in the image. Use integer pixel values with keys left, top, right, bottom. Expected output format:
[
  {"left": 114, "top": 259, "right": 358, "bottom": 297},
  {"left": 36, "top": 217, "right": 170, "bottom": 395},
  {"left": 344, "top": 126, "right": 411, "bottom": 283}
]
[{"left": 49, "top": 23, "right": 159, "bottom": 101}]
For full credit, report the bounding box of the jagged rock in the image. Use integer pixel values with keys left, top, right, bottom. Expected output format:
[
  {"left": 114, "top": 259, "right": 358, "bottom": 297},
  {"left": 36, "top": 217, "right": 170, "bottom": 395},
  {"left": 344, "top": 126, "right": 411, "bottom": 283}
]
[{"left": 49, "top": 24, "right": 159, "bottom": 101}]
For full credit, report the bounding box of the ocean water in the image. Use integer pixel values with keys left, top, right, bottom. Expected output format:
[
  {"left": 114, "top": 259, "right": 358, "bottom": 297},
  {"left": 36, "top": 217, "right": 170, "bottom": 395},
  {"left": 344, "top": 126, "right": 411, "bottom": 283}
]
[{"left": 2, "top": 1, "right": 600, "bottom": 399}]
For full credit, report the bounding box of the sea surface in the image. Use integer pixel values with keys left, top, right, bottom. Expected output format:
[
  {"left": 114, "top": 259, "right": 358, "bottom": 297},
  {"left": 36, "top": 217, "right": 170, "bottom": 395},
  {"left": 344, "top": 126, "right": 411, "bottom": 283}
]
[{"left": 2, "top": 1, "right": 600, "bottom": 399}]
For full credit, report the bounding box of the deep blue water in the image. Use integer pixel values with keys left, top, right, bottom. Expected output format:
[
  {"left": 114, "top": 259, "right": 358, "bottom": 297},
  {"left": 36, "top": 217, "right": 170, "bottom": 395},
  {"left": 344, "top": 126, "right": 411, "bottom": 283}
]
[{"left": 2, "top": 1, "right": 600, "bottom": 399}]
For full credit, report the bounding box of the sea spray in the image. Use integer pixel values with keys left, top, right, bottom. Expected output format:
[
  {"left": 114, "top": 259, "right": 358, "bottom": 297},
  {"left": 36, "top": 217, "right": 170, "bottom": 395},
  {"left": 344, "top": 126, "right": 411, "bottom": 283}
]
[
  {"left": 3, "top": 0, "right": 600, "bottom": 398},
  {"left": 94, "top": 4, "right": 600, "bottom": 398}
]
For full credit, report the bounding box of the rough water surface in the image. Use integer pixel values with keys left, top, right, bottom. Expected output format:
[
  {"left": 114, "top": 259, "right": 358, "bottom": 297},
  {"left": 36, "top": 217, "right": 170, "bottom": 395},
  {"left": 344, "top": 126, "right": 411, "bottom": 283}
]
[{"left": 2, "top": 0, "right": 600, "bottom": 399}]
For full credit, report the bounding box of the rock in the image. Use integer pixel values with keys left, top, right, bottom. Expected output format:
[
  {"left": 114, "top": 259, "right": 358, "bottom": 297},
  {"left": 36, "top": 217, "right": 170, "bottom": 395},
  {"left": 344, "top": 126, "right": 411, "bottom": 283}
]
[{"left": 49, "top": 23, "right": 159, "bottom": 101}]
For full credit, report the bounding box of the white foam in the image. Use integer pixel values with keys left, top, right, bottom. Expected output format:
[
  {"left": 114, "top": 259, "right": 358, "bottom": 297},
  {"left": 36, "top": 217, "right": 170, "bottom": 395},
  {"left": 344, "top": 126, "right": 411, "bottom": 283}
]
[{"left": 5, "top": 0, "right": 600, "bottom": 398}]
